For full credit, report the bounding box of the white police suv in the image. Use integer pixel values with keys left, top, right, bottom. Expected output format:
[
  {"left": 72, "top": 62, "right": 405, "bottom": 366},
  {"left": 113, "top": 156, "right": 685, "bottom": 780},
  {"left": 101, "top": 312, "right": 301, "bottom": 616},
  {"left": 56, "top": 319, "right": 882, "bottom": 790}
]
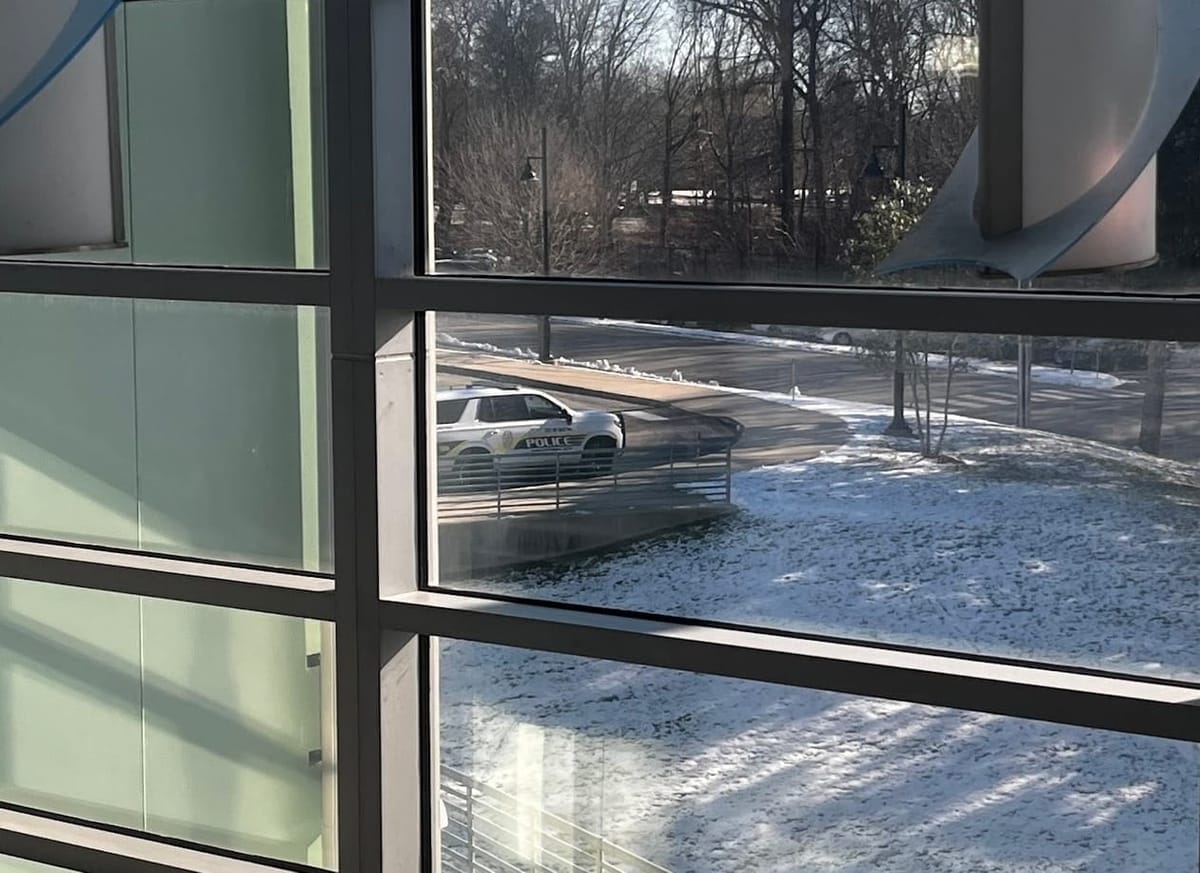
[{"left": 437, "top": 386, "right": 625, "bottom": 484}]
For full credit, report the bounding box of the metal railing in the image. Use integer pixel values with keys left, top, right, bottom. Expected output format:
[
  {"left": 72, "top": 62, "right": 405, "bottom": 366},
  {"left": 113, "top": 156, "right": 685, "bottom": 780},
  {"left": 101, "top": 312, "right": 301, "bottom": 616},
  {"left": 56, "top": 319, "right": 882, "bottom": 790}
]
[
  {"left": 440, "top": 766, "right": 672, "bottom": 873},
  {"left": 437, "top": 443, "right": 734, "bottom": 520}
]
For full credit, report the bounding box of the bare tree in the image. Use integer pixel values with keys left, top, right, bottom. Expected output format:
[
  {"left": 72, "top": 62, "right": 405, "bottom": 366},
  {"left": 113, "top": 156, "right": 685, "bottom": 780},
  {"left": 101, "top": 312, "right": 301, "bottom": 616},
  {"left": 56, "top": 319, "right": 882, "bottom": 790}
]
[
  {"left": 586, "top": 0, "right": 662, "bottom": 247},
  {"left": 687, "top": 0, "right": 832, "bottom": 255},
  {"left": 429, "top": 0, "right": 979, "bottom": 280},
  {"left": 431, "top": 0, "right": 486, "bottom": 238},
  {"left": 655, "top": 9, "right": 703, "bottom": 248},
  {"left": 443, "top": 111, "right": 606, "bottom": 273},
  {"left": 693, "top": 11, "right": 771, "bottom": 270},
  {"left": 478, "top": 0, "right": 557, "bottom": 109},
  {"left": 904, "top": 332, "right": 961, "bottom": 458},
  {"left": 549, "top": 0, "right": 603, "bottom": 127}
]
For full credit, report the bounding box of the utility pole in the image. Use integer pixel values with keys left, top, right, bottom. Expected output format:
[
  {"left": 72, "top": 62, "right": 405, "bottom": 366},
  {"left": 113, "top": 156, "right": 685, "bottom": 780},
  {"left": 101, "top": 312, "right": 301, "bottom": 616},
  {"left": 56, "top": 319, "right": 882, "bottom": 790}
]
[
  {"left": 523, "top": 126, "right": 552, "bottom": 362},
  {"left": 1016, "top": 335, "right": 1032, "bottom": 428},
  {"left": 538, "top": 126, "right": 551, "bottom": 362},
  {"left": 884, "top": 106, "right": 913, "bottom": 438},
  {"left": 885, "top": 332, "right": 914, "bottom": 437}
]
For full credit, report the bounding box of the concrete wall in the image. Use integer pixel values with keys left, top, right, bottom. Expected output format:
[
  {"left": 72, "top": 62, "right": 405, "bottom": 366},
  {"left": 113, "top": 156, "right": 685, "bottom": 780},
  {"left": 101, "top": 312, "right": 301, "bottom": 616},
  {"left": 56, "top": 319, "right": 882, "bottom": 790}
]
[
  {"left": 0, "top": 1, "right": 330, "bottom": 866},
  {"left": 440, "top": 506, "right": 735, "bottom": 580}
]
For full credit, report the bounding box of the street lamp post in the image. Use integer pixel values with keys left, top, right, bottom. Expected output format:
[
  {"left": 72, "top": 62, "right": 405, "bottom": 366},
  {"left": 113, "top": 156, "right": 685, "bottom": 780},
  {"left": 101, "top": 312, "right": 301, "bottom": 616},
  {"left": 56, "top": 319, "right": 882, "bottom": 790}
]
[
  {"left": 884, "top": 332, "right": 914, "bottom": 437},
  {"left": 522, "top": 126, "right": 552, "bottom": 362},
  {"left": 865, "top": 120, "right": 914, "bottom": 439}
]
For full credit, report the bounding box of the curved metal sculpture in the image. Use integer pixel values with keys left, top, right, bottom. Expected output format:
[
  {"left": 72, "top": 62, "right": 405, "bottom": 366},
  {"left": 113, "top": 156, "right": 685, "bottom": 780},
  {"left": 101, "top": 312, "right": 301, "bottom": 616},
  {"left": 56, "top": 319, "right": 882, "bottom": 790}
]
[
  {"left": 880, "top": 0, "right": 1200, "bottom": 282},
  {"left": 0, "top": 0, "right": 121, "bottom": 129}
]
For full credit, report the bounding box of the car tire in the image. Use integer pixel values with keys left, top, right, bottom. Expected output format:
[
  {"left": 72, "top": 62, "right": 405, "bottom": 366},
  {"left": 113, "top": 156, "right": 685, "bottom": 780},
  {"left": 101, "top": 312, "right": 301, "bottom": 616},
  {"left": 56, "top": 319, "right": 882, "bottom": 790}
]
[
  {"left": 581, "top": 437, "right": 617, "bottom": 476},
  {"left": 833, "top": 331, "right": 853, "bottom": 346}
]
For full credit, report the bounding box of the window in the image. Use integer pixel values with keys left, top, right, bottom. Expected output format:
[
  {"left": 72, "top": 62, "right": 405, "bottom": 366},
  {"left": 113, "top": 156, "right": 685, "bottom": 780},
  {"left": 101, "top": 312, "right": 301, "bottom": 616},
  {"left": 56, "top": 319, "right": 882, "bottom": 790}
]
[
  {"left": 441, "top": 641, "right": 1200, "bottom": 871},
  {"left": 431, "top": 313, "right": 1200, "bottom": 682},
  {"left": 523, "top": 394, "right": 566, "bottom": 420},
  {"left": 2, "top": 0, "right": 328, "bottom": 269},
  {"left": 0, "top": 293, "right": 332, "bottom": 571},
  {"left": 437, "top": 399, "right": 469, "bottom": 425},
  {"left": 0, "top": 578, "right": 333, "bottom": 867},
  {"left": 478, "top": 395, "right": 532, "bottom": 423},
  {"left": 1, "top": 3, "right": 1199, "bottom": 873}
]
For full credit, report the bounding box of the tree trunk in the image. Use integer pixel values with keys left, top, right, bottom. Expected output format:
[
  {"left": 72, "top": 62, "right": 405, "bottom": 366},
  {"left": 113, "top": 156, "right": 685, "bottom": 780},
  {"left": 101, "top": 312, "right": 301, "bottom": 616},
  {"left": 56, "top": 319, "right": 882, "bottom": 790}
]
[
  {"left": 935, "top": 338, "right": 958, "bottom": 457},
  {"left": 660, "top": 115, "right": 672, "bottom": 250},
  {"left": 923, "top": 350, "right": 932, "bottom": 456},
  {"left": 908, "top": 352, "right": 925, "bottom": 454},
  {"left": 1138, "top": 340, "right": 1171, "bottom": 455},
  {"left": 805, "top": 27, "right": 825, "bottom": 270},
  {"left": 778, "top": 0, "right": 796, "bottom": 245}
]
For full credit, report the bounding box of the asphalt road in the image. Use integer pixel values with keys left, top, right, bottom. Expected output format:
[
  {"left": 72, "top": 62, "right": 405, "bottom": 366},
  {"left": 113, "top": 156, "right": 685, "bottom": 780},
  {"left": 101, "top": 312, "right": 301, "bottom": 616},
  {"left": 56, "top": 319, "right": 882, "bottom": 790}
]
[{"left": 438, "top": 312, "right": 1200, "bottom": 464}]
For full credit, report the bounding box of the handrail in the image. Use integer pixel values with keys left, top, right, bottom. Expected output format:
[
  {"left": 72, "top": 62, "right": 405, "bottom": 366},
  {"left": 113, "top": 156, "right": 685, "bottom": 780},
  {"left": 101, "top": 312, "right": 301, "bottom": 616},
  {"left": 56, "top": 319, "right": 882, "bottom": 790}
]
[
  {"left": 438, "top": 443, "right": 734, "bottom": 521},
  {"left": 441, "top": 765, "right": 672, "bottom": 873}
]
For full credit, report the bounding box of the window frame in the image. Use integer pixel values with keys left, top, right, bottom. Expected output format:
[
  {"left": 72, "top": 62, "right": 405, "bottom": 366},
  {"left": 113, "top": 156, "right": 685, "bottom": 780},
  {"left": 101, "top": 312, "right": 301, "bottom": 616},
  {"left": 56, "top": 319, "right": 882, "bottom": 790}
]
[{"left": 0, "top": 1, "right": 1194, "bottom": 873}]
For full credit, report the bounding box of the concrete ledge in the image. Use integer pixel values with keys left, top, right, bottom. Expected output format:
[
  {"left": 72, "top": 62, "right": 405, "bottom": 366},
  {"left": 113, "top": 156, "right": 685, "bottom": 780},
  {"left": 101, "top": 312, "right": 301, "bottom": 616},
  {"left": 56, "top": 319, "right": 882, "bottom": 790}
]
[{"left": 439, "top": 504, "right": 736, "bottom": 578}]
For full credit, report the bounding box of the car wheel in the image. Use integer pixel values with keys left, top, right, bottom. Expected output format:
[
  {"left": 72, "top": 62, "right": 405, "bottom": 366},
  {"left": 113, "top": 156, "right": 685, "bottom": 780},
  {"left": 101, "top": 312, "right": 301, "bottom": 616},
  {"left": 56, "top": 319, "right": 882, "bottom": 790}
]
[
  {"left": 832, "top": 331, "right": 853, "bottom": 346},
  {"left": 581, "top": 437, "right": 617, "bottom": 476}
]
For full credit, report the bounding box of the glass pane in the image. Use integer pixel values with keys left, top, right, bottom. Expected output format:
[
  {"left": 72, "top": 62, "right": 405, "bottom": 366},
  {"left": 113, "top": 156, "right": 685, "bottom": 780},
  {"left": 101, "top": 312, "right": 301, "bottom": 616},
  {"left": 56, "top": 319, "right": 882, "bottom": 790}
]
[
  {"left": 1, "top": 0, "right": 326, "bottom": 268},
  {"left": 439, "top": 641, "right": 1200, "bottom": 872},
  {"left": 0, "top": 859, "right": 73, "bottom": 873},
  {"left": 433, "top": 313, "right": 1199, "bottom": 680},
  {"left": 425, "top": 0, "right": 1200, "bottom": 292},
  {"left": 0, "top": 578, "right": 335, "bottom": 867},
  {"left": 0, "top": 293, "right": 332, "bottom": 572}
]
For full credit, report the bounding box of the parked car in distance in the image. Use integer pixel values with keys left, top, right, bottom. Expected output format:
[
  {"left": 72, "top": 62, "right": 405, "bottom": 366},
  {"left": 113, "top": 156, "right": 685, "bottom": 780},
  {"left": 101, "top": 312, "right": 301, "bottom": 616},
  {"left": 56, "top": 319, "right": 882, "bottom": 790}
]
[
  {"left": 814, "top": 327, "right": 881, "bottom": 347},
  {"left": 437, "top": 386, "right": 625, "bottom": 486},
  {"left": 434, "top": 249, "right": 499, "bottom": 274}
]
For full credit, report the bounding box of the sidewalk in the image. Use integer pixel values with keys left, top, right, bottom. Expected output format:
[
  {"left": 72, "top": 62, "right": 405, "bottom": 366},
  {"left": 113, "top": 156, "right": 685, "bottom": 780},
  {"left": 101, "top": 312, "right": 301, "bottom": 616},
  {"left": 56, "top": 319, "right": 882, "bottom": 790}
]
[{"left": 439, "top": 350, "right": 849, "bottom": 469}]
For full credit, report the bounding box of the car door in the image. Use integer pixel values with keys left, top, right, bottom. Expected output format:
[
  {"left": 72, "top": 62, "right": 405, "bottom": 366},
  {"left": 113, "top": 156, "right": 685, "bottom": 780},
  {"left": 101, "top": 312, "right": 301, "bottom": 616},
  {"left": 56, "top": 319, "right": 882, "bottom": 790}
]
[
  {"left": 483, "top": 394, "right": 573, "bottom": 469},
  {"left": 520, "top": 393, "right": 584, "bottom": 460},
  {"left": 475, "top": 395, "right": 541, "bottom": 476},
  {"left": 435, "top": 397, "right": 471, "bottom": 475}
]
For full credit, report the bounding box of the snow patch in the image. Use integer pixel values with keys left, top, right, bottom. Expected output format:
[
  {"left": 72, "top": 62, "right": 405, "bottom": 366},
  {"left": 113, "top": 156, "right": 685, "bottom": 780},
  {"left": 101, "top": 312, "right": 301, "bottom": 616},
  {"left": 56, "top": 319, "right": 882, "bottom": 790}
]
[{"left": 558, "top": 317, "right": 1129, "bottom": 390}]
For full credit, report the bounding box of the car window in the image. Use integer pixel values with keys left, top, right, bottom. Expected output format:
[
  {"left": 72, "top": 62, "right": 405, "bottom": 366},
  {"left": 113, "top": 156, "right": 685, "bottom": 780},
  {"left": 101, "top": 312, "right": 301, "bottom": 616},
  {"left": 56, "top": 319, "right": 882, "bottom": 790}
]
[
  {"left": 478, "top": 395, "right": 529, "bottom": 423},
  {"left": 524, "top": 395, "right": 566, "bottom": 420},
  {"left": 437, "top": 399, "right": 468, "bottom": 425}
]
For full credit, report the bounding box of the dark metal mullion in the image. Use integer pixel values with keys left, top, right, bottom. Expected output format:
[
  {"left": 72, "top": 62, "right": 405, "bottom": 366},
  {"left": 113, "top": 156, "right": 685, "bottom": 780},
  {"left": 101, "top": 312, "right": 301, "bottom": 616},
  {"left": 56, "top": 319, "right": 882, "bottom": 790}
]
[
  {"left": 0, "top": 535, "right": 333, "bottom": 619},
  {"left": 399, "top": 0, "right": 441, "bottom": 861},
  {"left": 0, "top": 802, "right": 323, "bottom": 873},
  {"left": 0, "top": 263, "right": 330, "bottom": 306},
  {"left": 381, "top": 275, "right": 1200, "bottom": 342},
  {"left": 383, "top": 591, "right": 1200, "bottom": 744},
  {"left": 326, "top": 0, "right": 385, "bottom": 872}
]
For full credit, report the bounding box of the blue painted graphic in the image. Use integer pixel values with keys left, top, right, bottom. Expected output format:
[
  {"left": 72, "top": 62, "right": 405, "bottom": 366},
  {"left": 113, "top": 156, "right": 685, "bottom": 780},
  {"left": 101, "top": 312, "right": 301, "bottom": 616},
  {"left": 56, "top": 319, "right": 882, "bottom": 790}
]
[{"left": 0, "top": 0, "right": 122, "bottom": 129}]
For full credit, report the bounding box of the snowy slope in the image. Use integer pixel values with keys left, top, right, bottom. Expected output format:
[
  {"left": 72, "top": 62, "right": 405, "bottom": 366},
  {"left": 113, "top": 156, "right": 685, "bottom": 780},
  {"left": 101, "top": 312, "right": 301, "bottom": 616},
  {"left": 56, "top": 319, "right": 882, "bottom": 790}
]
[{"left": 438, "top": 348, "right": 1200, "bottom": 872}]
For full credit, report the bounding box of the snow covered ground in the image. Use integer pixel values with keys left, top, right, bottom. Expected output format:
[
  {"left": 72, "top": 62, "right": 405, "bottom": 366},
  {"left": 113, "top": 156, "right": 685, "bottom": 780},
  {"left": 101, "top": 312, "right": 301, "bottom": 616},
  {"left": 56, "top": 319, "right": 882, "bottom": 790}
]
[
  {"left": 438, "top": 347, "right": 1200, "bottom": 872},
  {"left": 556, "top": 317, "right": 1130, "bottom": 390}
]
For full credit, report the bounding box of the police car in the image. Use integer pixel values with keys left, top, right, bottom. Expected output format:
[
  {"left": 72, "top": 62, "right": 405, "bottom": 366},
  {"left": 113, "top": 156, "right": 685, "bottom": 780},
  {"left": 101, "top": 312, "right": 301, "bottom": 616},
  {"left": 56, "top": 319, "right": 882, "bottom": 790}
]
[{"left": 437, "top": 386, "right": 625, "bottom": 484}]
